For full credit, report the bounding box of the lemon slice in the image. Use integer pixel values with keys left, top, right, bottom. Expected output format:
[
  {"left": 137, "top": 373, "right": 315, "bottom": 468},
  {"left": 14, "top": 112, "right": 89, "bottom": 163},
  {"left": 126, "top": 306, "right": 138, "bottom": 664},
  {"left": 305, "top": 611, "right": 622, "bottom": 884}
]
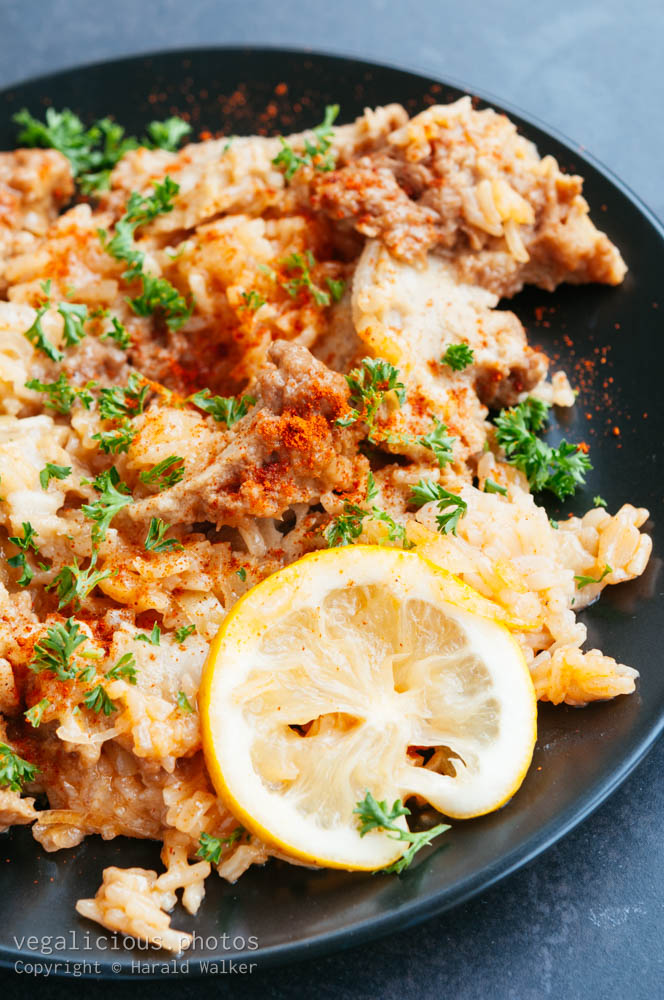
[{"left": 200, "top": 546, "right": 537, "bottom": 871}]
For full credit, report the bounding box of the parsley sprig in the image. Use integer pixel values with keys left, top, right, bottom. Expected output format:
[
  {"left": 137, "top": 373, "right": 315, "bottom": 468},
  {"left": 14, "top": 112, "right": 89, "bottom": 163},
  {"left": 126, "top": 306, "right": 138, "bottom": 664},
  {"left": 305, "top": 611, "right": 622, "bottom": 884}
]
[
  {"left": 442, "top": 343, "right": 474, "bottom": 371},
  {"left": 46, "top": 552, "right": 112, "bottom": 610},
  {"left": 0, "top": 743, "right": 39, "bottom": 793},
  {"left": 26, "top": 374, "right": 95, "bottom": 415},
  {"left": 92, "top": 419, "right": 137, "bottom": 455},
  {"left": 105, "top": 652, "right": 138, "bottom": 684},
  {"left": 130, "top": 272, "right": 193, "bottom": 328},
  {"left": 145, "top": 117, "right": 192, "bottom": 152},
  {"left": 326, "top": 472, "right": 409, "bottom": 548},
  {"left": 354, "top": 791, "right": 450, "bottom": 874},
  {"left": 81, "top": 467, "right": 132, "bottom": 543},
  {"left": 189, "top": 390, "right": 255, "bottom": 428},
  {"left": 92, "top": 373, "right": 149, "bottom": 455},
  {"left": 174, "top": 624, "right": 196, "bottom": 643},
  {"left": 40, "top": 464, "right": 71, "bottom": 489},
  {"left": 7, "top": 522, "right": 39, "bottom": 586},
  {"left": 28, "top": 617, "right": 86, "bottom": 680},
  {"left": 280, "top": 251, "right": 332, "bottom": 306},
  {"left": 100, "top": 317, "right": 131, "bottom": 349},
  {"left": 58, "top": 302, "right": 88, "bottom": 346},
  {"left": 272, "top": 105, "right": 339, "bottom": 181},
  {"left": 574, "top": 565, "right": 612, "bottom": 589},
  {"left": 139, "top": 456, "right": 185, "bottom": 491},
  {"left": 196, "top": 828, "right": 244, "bottom": 864},
  {"left": 484, "top": 478, "right": 507, "bottom": 496},
  {"left": 98, "top": 372, "right": 149, "bottom": 419},
  {"left": 135, "top": 623, "right": 161, "bottom": 646},
  {"left": 410, "top": 480, "right": 467, "bottom": 535},
  {"left": 101, "top": 178, "right": 194, "bottom": 329},
  {"left": 417, "top": 418, "right": 456, "bottom": 468},
  {"left": 14, "top": 108, "right": 192, "bottom": 192},
  {"left": 25, "top": 698, "right": 50, "bottom": 728},
  {"left": 144, "top": 517, "right": 183, "bottom": 553},
  {"left": 494, "top": 398, "right": 591, "bottom": 501},
  {"left": 23, "top": 282, "right": 62, "bottom": 362},
  {"left": 239, "top": 290, "right": 266, "bottom": 311},
  {"left": 82, "top": 684, "right": 117, "bottom": 715},
  {"left": 337, "top": 358, "right": 406, "bottom": 437}
]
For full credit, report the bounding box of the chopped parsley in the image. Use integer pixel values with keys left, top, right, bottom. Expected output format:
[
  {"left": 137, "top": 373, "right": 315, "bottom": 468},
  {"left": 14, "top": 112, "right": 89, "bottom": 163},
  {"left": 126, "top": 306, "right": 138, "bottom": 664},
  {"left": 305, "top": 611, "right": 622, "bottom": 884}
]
[
  {"left": 139, "top": 456, "right": 185, "bottom": 491},
  {"left": 129, "top": 272, "right": 194, "bottom": 329},
  {"left": 239, "top": 290, "right": 266, "bottom": 311},
  {"left": 354, "top": 791, "right": 450, "bottom": 874},
  {"left": 433, "top": 491, "right": 467, "bottom": 535},
  {"left": 14, "top": 108, "right": 192, "bottom": 192},
  {"left": 98, "top": 372, "right": 149, "bottom": 420},
  {"left": 14, "top": 110, "right": 137, "bottom": 191},
  {"left": 14, "top": 108, "right": 127, "bottom": 185},
  {"left": 25, "top": 698, "right": 50, "bottom": 729},
  {"left": 144, "top": 517, "right": 183, "bottom": 553},
  {"left": 46, "top": 553, "right": 113, "bottom": 610},
  {"left": 196, "top": 828, "right": 243, "bottom": 863},
  {"left": 7, "top": 522, "right": 39, "bottom": 586},
  {"left": 280, "top": 250, "right": 331, "bottom": 306},
  {"left": 176, "top": 690, "right": 195, "bottom": 713},
  {"left": 574, "top": 565, "right": 612, "bottom": 589},
  {"left": 23, "top": 296, "right": 63, "bottom": 363},
  {"left": 236, "top": 567, "right": 247, "bottom": 582},
  {"left": 101, "top": 178, "right": 194, "bottom": 329},
  {"left": 409, "top": 479, "right": 448, "bottom": 506},
  {"left": 135, "top": 623, "right": 161, "bottom": 646},
  {"left": 92, "top": 418, "right": 137, "bottom": 455},
  {"left": 190, "top": 390, "right": 256, "bottom": 428},
  {"left": 28, "top": 617, "right": 85, "bottom": 680},
  {"left": 145, "top": 116, "right": 192, "bottom": 152},
  {"left": 101, "top": 317, "right": 131, "bottom": 349},
  {"left": 593, "top": 495, "right": 607, "bottom": 508},
  {"left": 7, "top": 538, "right": 35, "bottom": 587},
  {"left": 325, "top": 276, "right": 346, "bottom": 302},
  {"left": 58, "top": 301, "right": 88, "bottom": 346},
  {"left": 325, "top": 502, "right": 367, "bottom": 547},
  {"left": 442, "top": 343, "right": 474, "bottom": 371},
  {"left": 272, "top": 104, "right": 339, "bottom": 181},
  {"left": 174, "top": 624, "right": 196, "bottom": 643},
  {"left": 82, "top": 684, "right": 117, "bottom": 715},
  {"left": 409, "top": 480, "right": 467, "bottom": 535},
  {"left": 484, "top": 478, "right": 508, "bottom": 496},
  {"left": 40, "top": 463, "right": 72, "bottom": 490},
  {"left": 81, "top": 467, "right": 132, "bottom": 543},
  {"left": 25, "top": 374, "right": 95, "bottom": 415},
  {"left": 417, "top": 419, "right": 456, "bottom": 468},
  {"left": 326, "top": 472, "right": 409, "bottom": 548},
  {"left": 0, "top": 742, "right": 39, "bottom": 793},
  {"left": 105, "top": 652, "right": 138, "bottom": 684},
  {"left": 337, "top": 357, "right": 406, "bottom": 436},
  {"left": 93, "top": 374, "right": 148, "bottom": 454},
  {"left": 494, "top": 398, "right": 591, "bottom": 500}
]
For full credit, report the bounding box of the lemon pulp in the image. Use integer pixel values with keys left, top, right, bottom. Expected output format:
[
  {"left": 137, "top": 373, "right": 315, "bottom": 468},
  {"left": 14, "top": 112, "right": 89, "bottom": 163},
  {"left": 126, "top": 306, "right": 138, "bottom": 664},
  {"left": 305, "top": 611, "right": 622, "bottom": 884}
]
[{"left": 200, "top": 546, "right": 537, "bottom": 871}]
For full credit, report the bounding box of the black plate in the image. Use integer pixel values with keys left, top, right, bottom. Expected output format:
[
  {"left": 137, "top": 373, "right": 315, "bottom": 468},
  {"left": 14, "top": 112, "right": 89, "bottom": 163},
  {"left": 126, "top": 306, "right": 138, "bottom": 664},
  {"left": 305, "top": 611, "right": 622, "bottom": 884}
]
[{"left": 0, "top": 47, "right": 662, "bottom": 978}]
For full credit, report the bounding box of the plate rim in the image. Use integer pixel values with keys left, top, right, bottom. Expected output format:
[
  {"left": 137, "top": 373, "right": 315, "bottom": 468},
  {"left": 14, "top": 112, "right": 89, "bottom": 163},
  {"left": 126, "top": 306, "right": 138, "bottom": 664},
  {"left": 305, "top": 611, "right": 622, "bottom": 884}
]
[{"left": 0, "top": 43, "right": 662, "bottom": 978}]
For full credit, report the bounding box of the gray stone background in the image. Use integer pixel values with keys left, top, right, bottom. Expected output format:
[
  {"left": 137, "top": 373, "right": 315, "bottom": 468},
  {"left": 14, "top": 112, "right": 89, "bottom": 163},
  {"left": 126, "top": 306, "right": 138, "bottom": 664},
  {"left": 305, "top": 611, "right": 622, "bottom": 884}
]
[{"left": 0, "top": 1, "right": 662, "bottom": 997}]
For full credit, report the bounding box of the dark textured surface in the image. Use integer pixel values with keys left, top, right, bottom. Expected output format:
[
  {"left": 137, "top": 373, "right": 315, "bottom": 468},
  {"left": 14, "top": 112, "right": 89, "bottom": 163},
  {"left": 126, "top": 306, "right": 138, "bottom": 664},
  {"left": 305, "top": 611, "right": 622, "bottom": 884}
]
[{"left": 0, "top": 4, "right": 662, "bottom": 998}]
